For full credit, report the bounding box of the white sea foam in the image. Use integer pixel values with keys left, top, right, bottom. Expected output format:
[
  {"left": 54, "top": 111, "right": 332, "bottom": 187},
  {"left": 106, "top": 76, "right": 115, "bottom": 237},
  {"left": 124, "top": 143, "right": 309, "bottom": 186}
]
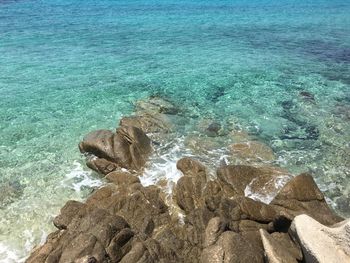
[
  {"left": 0, "top": 243, "right": 23, "bottom": 263},
  {"left": 61, "top": 161, "right": 103, "bottom": 192},
  {"left": 244, "top": 175, "right": 291, "bottom": 204},
  {"left": 141, "top": 138, "right": 187, "bottom": 194}
]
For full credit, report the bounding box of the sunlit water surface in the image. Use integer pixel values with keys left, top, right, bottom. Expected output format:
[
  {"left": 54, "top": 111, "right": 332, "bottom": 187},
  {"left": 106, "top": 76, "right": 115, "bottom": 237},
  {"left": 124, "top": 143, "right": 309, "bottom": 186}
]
[{"left": 0, "top": 0, "right": 350, "bottom": 261}]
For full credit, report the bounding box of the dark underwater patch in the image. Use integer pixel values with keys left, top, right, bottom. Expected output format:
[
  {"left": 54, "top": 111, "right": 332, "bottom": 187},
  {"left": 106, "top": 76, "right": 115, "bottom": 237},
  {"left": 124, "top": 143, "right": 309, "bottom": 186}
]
[
  {"left": 280, "top": 100, "right": 320, "bottom": 141},
  {"left": 207, "top": 85, "right": 226, "bottom": 103}
]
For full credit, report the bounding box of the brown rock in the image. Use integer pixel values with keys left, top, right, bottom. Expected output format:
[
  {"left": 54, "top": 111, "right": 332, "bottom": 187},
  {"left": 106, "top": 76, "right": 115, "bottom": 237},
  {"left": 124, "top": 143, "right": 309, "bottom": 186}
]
[
  {"left": 86, "top": 157, "right": 118, "bottom": 175},
  {"left": 106, "top": 228, "right": 134, "bottom": 262},
  {"left": 260, "top": 229, "right": 299, "bottom": 263},
  {"left": 175, "top": 158, "right": 208, "bottom": 213},
  {"left": 204, "top": 217, "right": 227, "bottom": 247},
  {"left": 120, "top": 113, "right": 172, "bottom": 134},
  {"left": 273, "top": 173, "right": 324, "bottom": 202},
  {"left": 201, "top": 231, "right": 264, "bottom": 263},
  {"left": 53, "top": 200, "right": 85, "bottom": 230},
  {"left": 239, "top": 197, "right": 279, "bottom": 223},
  {"left": 135, "top": 96, "right": 179, "bottom": 115},
  {"left": 217, "top": 198, "right": 241, "bottom": 222},
  {"left": 25, "top": 230, "right": 64, "bottom": 263},
  {"left": 119, "top": 241, "right": 146, "bottom": 263},
  {"left": 105, "top": 171, "right": 140, "bottom": 186},
  {"left": 229, "top": 141, "right": 275, "bottom": 162},
  {"left": 203, "top": 180, "right": 223, "bottom": 212},
  {"left": 271, "top": 174, "right": 343, "bottom": 225},
  {"left": 238, "top": 220, "right": 268, "bottom": 232},
  {"left": 79, "top": 130, "right": 115, "bottom": 161},
  {"left": 270, "top": 232, "right": 302, "bottom": 261},
  {"left": 217, "top": 165, "right": 285, "bottom": 199},
  {"left": 79, "top": 125, "right": 152, "bottom": 172},
  {"left": 176, "top": 157, "right": 207, "bottom": 179},
  {"left": 217, "top": 165, "right": 261, "bottom": 197},
  {"left": 59, "top": 233, "right": 107, "bottom": 263}
]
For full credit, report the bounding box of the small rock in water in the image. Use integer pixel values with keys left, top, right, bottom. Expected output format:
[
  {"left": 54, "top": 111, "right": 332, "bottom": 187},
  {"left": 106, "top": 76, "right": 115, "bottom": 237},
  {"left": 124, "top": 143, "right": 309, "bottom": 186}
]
[
  {"left": 299, "top": 91, "right": 315, "bottom": 102},
  {"left": 281, "top": 100, "right": 294, "bottom": 110},
  {"left": 206, "top": 122, "right": 221, "bottom": 137},
  {"left": 229, "top": 141, "right": 276, "bottom": 163},
  {"left": 136, "top": 96, "right": 180, "bottom": 115},
  {"left": 0, "top": 180, "right": 23, "bottom": 207},
  {"left": 207, "top": 85, "right": 225, "bottom": 103}
]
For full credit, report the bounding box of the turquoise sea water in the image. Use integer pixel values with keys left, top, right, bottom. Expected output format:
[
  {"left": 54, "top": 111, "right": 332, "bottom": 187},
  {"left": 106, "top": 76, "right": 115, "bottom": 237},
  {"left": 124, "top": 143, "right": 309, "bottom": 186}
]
[{"left": 1, "top": 0, "right": 350, "bottom": 261}]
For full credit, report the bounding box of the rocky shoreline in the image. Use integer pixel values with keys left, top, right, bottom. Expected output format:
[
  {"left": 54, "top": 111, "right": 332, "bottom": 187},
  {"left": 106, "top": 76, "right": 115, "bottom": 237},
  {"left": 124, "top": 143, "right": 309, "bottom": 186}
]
[{"left": 26, "top": 97, "right": 349, "bottom": 263}]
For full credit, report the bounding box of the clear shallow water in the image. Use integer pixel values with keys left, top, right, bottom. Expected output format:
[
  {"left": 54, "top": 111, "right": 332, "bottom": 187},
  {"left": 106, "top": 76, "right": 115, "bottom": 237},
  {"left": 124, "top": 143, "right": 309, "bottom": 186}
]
[{"left": 0, "top": 0, "right": 350, "bottom": 260}]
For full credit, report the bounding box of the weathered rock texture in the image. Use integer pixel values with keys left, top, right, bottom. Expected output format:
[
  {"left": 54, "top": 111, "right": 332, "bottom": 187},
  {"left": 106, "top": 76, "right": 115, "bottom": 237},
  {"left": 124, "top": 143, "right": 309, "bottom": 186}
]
[
  {"left": 290, "top": 214, "right": 350, "bottom": 263},
  {"left": 79, "top": 125, "right": 152, "bottom": 174},
  {"left": 26, "top": 157, "right": 344, "bottom": 263},
  {"left": 26, "top": 99, "right": 347, "bottom": 263}
]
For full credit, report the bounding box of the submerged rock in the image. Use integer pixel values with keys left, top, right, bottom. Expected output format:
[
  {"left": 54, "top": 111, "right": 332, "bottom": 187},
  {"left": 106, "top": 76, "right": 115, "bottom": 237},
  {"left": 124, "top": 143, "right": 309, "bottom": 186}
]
[
  {"left": 299, "top": 91, "right": 315, "bottom": 102},
  {"left": 206, "top": 122, "right": 222, "bottom": 137},
  {"left": 135, "top": 96, "right": 180, "bottom": 116},
  {"left": 229, "top": 141, "right": 276, "bottom": 163},
  {"left": 0, "top": 180, "right": 23, "bottom": 207},
  {"left": 120, "top": 113, "right": 172, "bottom": 134}
]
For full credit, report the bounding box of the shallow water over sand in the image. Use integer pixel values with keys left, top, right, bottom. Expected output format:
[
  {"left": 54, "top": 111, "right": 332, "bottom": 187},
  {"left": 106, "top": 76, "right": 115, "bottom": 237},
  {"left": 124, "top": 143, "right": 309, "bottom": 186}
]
[{"left": 0, "top": 0, "right": 350, "bottom": 260}]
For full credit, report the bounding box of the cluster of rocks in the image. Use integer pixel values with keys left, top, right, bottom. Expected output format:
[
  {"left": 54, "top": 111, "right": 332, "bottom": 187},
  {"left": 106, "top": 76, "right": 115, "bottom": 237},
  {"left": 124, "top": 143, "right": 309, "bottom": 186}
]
[{"left": 26, "top": 97, "right": 349, "bottom": 263}]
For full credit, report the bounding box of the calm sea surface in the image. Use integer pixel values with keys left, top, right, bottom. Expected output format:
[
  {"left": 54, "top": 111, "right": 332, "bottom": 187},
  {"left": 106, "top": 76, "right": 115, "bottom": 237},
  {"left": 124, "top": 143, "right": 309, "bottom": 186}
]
[{"left": 0, "top": 0, "right": 350, "bottom": 261}]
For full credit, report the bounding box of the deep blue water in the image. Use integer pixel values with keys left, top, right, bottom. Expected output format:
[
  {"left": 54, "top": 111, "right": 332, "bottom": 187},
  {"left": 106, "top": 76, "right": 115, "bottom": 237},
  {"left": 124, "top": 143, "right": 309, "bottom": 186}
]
[{"left": 0, "top": 0, "right": 350, "bottom": 261}]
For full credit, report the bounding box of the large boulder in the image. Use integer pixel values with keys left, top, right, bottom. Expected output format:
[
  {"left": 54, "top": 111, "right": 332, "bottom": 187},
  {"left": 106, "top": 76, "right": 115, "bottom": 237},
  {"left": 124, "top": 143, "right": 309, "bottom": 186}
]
[
  {"left": 26, "top": 206, "right": 132, "bottom": 263},
  {"left": 201, "top": 231, "right": 264, "bottom": 263},
  {"left": 217, "top": 165, "right": 263, "bottom": 197},
  {"left": 79, "top": 125, "right": 152, "bottom": 173},
  {"left": 290, "top": 214, "right": 350, "bottom": 263},
  {"left": 271, "top": 174, "right": 343, "bottom": 225},
  {"left": 260, "top": 229, "right": 302, "bottom": 263},
  {"left": 217, "top": 165, "right": 291, "bottom": 203},
  {"left": 174, "top": 158, "right": 208, "bottom": 213}
]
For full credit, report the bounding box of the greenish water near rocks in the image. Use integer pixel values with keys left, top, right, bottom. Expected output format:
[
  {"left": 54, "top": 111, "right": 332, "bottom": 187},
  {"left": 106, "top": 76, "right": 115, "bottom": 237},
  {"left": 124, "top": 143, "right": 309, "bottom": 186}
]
[{"left": 0, "top": 0, "right": 349, "bottom": 261}]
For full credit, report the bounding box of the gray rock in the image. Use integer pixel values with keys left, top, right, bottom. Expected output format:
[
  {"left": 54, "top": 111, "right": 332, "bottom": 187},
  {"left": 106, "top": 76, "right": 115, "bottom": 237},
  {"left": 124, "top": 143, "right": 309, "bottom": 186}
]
[{"left": 290, "top": 214, "right": 350, "bottom": 263}]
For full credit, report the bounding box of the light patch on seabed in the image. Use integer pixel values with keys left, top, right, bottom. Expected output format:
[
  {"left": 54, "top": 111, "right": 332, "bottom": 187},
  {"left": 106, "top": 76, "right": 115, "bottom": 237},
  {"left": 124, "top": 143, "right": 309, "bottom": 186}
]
[{"left": 0, "top": 161, "right": 103, "bottom": 262}]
